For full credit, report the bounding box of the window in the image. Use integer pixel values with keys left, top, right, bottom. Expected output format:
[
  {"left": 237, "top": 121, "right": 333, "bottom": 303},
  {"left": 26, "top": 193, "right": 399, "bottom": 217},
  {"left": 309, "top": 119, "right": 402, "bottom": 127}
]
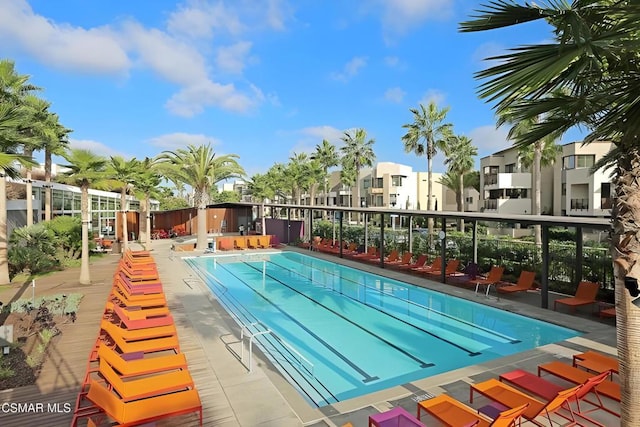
[
  {"left": 52, "top": 190, "right": 63, "bottom": 210},
  {"left": 465, "top": 196, "right": 473, "bottom": 203},
  {"left": 391, "top": 175, "right": 404, "bottom": 186},
  {"left": 505, "top": 163, "right": 516, "bottom": 173},
  {"left": 563, "top": 155, "right": 595, "bottom": 169},
  {"left": 374, "top": 177, "right": 383, "bottom": 188},
  {"left": 562, "top": 183, "right": 566, "bottom": 196},
  {"left": 363, "top": 178, "right": 371, "bottom": 189}
]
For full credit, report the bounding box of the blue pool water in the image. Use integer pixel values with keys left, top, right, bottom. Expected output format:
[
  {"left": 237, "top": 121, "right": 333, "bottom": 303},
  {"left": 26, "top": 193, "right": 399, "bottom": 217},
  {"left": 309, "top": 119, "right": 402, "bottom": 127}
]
[{"left": 185, "top": 251, "right": 579, "bottom": 407}]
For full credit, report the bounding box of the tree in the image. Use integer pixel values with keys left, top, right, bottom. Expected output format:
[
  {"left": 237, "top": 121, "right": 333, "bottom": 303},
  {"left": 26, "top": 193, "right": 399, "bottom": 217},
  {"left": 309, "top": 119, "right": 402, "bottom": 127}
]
[
  {"left": 444, "top": 135, "right": 478, "bottom": 231},
  {"left": 133, "top": 158, "right": 161, "bottom": 247},
  {"left": 157, "top": 144, "right": 244, "bottom": 250},
  {"left": 0, "top": 103, "right": 37, "bottom": 284},
  {"left": 340, "top": 128, "right": 376, "bottom": 224},
  {"left": 44, "top": 117, "right": 71, "bottom": 221},
  {"left": 58, "top": 149, "right": 108, "bottom": 285},
  {"left": 339, "top": 161, "right": 357, "bottom": 222},
  {"left": 402, "top": 102, "right": 453, "bottom": 238},
  {"left": 107, "top": 156, "right": 140, "bottom": 254},
  {"left": 312, "top": 140, "right": 339, "bottom": 218},
  {"left": 460, "top": 2, "right": 640, "bottom": 424}
]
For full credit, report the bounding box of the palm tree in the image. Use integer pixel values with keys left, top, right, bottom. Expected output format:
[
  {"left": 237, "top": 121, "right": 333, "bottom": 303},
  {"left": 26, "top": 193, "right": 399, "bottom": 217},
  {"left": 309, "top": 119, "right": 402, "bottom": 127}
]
[
  {"left": 339, "top": 160, "right": 357, "bottom": 222},
  {"left": 133, "top": 158, "right": 162, "bottom": 247},
  {"left": 402, "top": 101, "right": 453, "bottom": 237},
  {"left": 461, "top": 2, "right": 640, "bottom": 424},
  {"left": 58, "top": 149, "right": 108, "bottom": 285},
  {"left": 286, "top": 153, "right": 310, "bottom": 215},
  {"left": 340, "top": 128, "right": 376, "bottom": 224},
  {"left": 157, "top": 144, "right": 244, "bottom": 250},
  {"left": 44, "top": 117, "right": 71, "bottom": 221},
  {"left": 444, "top": 135, "right": 478, "bottom": 231},
  {"left": 0, "top": 103, "right": 37, "bottom": 284},
  {"left": 312, "top": 140, "right": 339, "bottom": 217},
  {"left": 107, "top": 156, "right": 141, "bottom": 254}
]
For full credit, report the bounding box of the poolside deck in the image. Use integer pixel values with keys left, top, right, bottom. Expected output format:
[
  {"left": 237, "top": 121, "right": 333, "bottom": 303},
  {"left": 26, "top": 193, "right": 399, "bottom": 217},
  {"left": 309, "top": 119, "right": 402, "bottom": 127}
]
[{"left": 0, "top": 238, "right": 619, "bottom": 426}]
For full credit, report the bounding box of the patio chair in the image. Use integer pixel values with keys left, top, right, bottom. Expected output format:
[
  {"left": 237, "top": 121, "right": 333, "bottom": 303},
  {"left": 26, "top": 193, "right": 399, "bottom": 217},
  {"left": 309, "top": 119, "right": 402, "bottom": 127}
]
[
  {"left": 97, "top": 343, "right": 187, "bottom": 378},
  {"left": 554, "top": 281, "right": 600, "bottom": 312},
  {"left": 111, "top": 282, "right": 167, "bottom": 307},
  {"left": 365, "top": 249, "right": 398, "bottom": 264},
  {"left": 396, "top": 254, "right": 428, "bottom": 271},
  {"left": 411, "top": 256, "right": 442, "bottom": 273},
  {"left": 417, "top": 394, "right": 528, "bottom": 427},
  {"left": 387, "top": 252, "right": 413, "bottom": 268},
  {"left": 104, "top": 327, "right": 181, "bottom": 354},
  {"left": 449, "top": 262, "right": 479, "bottom": 283},
  {"left": 420, "top": 259, "right": 460, "bottom": 278},
  {"left": 85, "top": 380, "right": 202, "bottom": 426},
  {"left": 100, "top": 319, "right": 177, "bottom": 342},
  {"left": 106, "top": 303, "right": 173, "bottom": 330},
  {"left": 470, "top": 378, "right": 581, "bottom": 425},
  {"left": 233, "top": 237, "right": 248, "bottom": 250},
  {"left": 497, "top": 270, "right": 536, "bottom": 295},
  {"left": 538, "top": 361, "right": 620, "bottom": 404},
  {"left": 572, "top": 350, "right": 619, "bottom": 375},
  {"left": 368, "top": 406, "right": 426, "bottom": 427},
  {"left": 247, "top": 236, "right": 260, "bottom": 249},
  {"left": 470, "top": 266, "right": 504, "bottom": 296}
]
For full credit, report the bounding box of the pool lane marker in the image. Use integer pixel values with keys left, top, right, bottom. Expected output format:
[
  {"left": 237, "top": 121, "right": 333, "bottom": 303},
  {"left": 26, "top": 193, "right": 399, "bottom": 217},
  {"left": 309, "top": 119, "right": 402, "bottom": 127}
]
[
  {"left": 189, "top": 260, "right": 339, "bottom": 406},
  {"left": 242, "top": 261, "right": 435, "bottom": 370},
  {"left": 217, "top": 263, "right": 384, "bottom": 384},
  {"left": 291, "top": 255, "right": 521, "bottom": 345},
  {"left": 268, "top": 259, "right": 483, "bottom": 357}
]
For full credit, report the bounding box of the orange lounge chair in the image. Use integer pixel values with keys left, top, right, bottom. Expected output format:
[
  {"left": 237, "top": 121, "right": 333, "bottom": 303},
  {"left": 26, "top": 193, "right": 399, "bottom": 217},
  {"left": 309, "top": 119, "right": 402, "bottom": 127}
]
[
  {"left": 105, "top": 302, "right": 173, "bottom": 329},
  {"left": 470, "top": 378, "right": 580, "bottom": 425},
  {"left": 114, "top": 273, "right": 163, "bottom": 295},
  {"left": 572, "top": 350, "right": 619, "bottom": 375},
  {"left": 411, "top": 256, "right": 442, "bottom": 273},
  {"left": 118, "top": 261, "right": 160, "bottom": 281},
  {"left": 497, "top": 270, "right": 536, "bottom": 294},
  {"left": 417, "top": 394, "right": 528, "bottom": 427},
  {"left": 554, "top": 281, "right": 600, "bottom": 312},
  {"left": 111, "top": 282, "right": 167, "bottom": 306},
  {"left": 109, "top": 291, "right": 167, "bottom": 310},
  {"left": 387, "top": 252, "right": 413, "bottom": 268},
  {"left": 351, "top": 246, "right": 378, "bottom": 260},
  {"left": 599, "top": 307, "right": 616, "bottom": 319},
  {"left": 98, "top": 358, "right": 194, "bottom": 402},
  {"left": 97, "top": 344, "right": 188, "bottom": 379},
  {"left": 367, "top": 249, "right": 398, "bottom": 264},
  {"left": 420, "top": 259, "right": 460, "bottom": 278},
  {"left": 470, "top": 265, "right": 504, "bottom": 296},
  {"left": 396, "top": 254, "right": 428, "bottom": 271},
  {"left": 538, "top": 361, "right": 620, "bottom": 403},
  {"left": 86, "top": 380, "right": 202, "bottom": 426},
  {"left": 233, "top": 237, "right": 248, "bottom": 250},
  {"left": 105, "top": 328, "right": 180, "bottom": 354},
  {"left": 101, "top": 319, "right": 177, "bottom": 342},
  {"left": 247, "top": 236, "right": 260, "bottom": 249}
]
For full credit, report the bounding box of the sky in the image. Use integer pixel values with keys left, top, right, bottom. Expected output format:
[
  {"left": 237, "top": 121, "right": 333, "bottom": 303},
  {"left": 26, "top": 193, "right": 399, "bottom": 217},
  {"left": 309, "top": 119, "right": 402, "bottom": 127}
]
[{"left": 0, "top": 0, "right": 586, "bottom": 180}]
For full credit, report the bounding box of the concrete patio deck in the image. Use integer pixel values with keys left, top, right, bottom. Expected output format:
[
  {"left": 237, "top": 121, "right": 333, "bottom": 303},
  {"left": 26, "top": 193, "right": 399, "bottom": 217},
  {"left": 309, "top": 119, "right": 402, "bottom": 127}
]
[{"left": 0, "top": 237, "right": 619, "bottom": 426}]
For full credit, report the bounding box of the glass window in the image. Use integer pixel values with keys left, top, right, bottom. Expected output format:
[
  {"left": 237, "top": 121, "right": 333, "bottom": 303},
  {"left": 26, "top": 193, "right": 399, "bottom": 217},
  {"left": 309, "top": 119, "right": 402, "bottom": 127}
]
[
  {"left": 577, "top": 155, "right": 595, "bottom": 168},
  {"left": 73, "top": 194, "right": 81, "bottom": 211},
  {"left": 374, "top": 177, "right": 383, "bottom": 188},
  {"left": 108, "top": 198, "right": 116, "bottom": 210},
  {"left": 391, "top": 175, "right": 403, "bottom": 186},
  {"left": 563, "top": 156, "right": 575, "bottom": 169},
  {"left": 363, "top": 178, "right": 371, "bottom": 189},
  {"left": 100, "top": 197, "right": 108, "bottom": 211},
  {"left": 505, "top": 163, "right": 516, "bottom": 173},
  {"left": 52, "top": 190, "right": 63, "bottom": 210},
  {"left": 562, "top": 183, "right": 567, "bottom": 196},
  {"left": 91, "top": 196, "right": 99, "bottom": 210}
]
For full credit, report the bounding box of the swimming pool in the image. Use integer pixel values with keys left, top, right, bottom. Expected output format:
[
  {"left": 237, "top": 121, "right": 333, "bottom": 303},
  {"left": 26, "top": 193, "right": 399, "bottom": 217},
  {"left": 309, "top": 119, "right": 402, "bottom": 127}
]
[{"left": 185, "top": 251, "right": 579, "bottom": 407}]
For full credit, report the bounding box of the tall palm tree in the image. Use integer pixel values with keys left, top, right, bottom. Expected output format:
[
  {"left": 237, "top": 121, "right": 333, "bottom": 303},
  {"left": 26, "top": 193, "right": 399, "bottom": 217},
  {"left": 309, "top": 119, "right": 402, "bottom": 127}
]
[
  {"left": 312, "top": 139, "right": 339, "bottom": 217},
  {"left": 44, "top": 117, "right": 71, "bottom": 221},
  {"left": 0, "top": 103, "right": 37, "bottom": 284},
  {"left": 402, "top": 102, "right": 453, "bottom": 237},
  {"left": 461, "top": 2, "right": 640, "bottom": 424},
  {"left": 157, "top": 144, "right": 244, "bottom": 250},
  {"left": 339, "top": 160, "right": 357, "bottom": 222},
  {"left": 340, "top": 128, "right": 376, "bottom": 224},
  {"left": 444, "top": 134, "right": 478, "bottom": 231},
  {"left": 107, "top": 156, "right": 140, "bottom": 254},
  {"left": 58, "top": 149, "right": 108, "bottom": 285},
  {"left": 133, "top": 158, "right": 162, "bottom": 247}
]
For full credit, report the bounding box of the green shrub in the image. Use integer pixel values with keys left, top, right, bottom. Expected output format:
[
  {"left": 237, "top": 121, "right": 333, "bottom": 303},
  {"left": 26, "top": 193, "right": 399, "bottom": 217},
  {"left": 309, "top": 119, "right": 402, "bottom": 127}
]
[{"left": 43, "top": 216, "right": 83, "bottom": 261}]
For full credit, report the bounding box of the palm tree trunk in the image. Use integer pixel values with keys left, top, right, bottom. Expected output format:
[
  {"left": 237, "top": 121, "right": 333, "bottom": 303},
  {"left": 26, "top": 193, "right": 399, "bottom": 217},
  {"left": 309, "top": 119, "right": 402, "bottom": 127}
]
[
  {"left": 533, "top": 142, "right": 542, "bottom": 246},
  {"left": 25, "top": 148, "right": 33, "bottom": 227},
  {"left": 79, "top": 185, "right": 91, "bottom": 285},
  {"left": 458, "top": 172, "right": 465, "bottom": 232},
  {"left": 196, "top": 201, "right": 208, "bottom": 250},
  {"left": 120, "top": 189, "right": 128, "bottom": 255},
  {"left": 427, "top": 154, "right": 434, "bottom": 247},
  {"left": 139, "top": 200, "right": 148, "bottom": 245},
  {"left": 145, "top": 196, "right": 151, "bottom": 246},
  {"left": 324, "top": 174, "right": 329, "bottom": 220},
  {"left": 0, "top": 177, "right": 10, "bottom": 284},
  {"left": 44, "top": 149, "right": 51, "bottom": 221},
  {"left": 355, "top": 168, "right": 361, "bottom": 225},
  {"left": 612, "top": 152, "right": 640, "bottom": 426}
]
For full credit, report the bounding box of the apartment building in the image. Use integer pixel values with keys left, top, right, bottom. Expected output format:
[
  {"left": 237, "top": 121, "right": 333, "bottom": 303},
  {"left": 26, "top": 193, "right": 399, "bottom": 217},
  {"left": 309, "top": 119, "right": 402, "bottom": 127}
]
[{"left": 480, "top": 141, "right": 614, "bottom": 217}]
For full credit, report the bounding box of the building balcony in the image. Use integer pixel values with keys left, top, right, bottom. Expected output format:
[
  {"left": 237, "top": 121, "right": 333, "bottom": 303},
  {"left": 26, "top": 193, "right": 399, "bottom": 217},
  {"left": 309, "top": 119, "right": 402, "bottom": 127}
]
[
  {"left": 368, "top": 187, "right": 384, "bottom": 194},
  {"left": 483, "top": 172, "right": 531, "bottom": 190},
  {"left": 483, "top": 197, "right": 532, "bottom": 215}
]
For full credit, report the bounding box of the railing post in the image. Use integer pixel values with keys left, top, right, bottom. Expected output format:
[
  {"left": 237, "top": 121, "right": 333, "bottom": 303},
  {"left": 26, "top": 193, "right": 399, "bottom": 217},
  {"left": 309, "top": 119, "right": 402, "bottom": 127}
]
[
  {"left": 379, "top": 214, "right": 385, "bottom": 268},
  {"left": 541, "top": 225, "right": 550, "bottom": 309},
  {"left": 576, "top": 226, "right": 583, "bottom": 283}
]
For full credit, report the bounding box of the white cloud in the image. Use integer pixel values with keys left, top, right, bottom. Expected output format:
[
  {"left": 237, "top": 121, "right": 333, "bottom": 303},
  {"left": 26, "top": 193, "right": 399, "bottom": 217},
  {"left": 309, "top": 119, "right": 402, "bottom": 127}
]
[
  {"left": 167, "top": 1, "right": 244, "bottom": 39},
  {"left": 384, "top": 87, "right": 406, "bottom": 103},
  {"left": 468, "top": 125, "right": 511, "bottom": 157},
  {"left": 472, "top": 41, "right": 508, "bottom": 65},
  {"left": 165, "top": 80, "right": 255, "bottom": 117},
  {"left": 331, "top": 56, "right": 367, "bottom": 82},
  {"left": 147, "top": 132, "right": 221, "bottom": 150},
  {"left": 367, "top": 0, "right": 454, "bottom": 39},
  {"left": 69, "top": 139, "right": 129, "bottom": 158},
  {"left": 216, "top": 41, "right": 253, "bottom": 74},
  {"left": 299, "top": 126, "right": 344, "bottom": 144},
  {"left": 0, "top": 0, "right": 130, "bottom": 75},
  {"left": 418, "top": 89, "right": 446, "bottom": 107}
]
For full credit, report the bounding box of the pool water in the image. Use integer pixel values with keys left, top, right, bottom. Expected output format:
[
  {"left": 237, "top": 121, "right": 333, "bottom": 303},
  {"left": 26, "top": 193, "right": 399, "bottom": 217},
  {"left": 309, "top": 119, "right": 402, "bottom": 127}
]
[{"left": 185, "top": 252, "right": 579, "bottom": 407}]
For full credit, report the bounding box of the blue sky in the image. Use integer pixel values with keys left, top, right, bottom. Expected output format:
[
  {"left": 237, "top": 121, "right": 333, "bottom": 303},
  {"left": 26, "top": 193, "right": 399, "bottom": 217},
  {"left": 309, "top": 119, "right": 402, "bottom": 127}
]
[{"left": 1, "top": 0, "right": 585, "bottom": 178}]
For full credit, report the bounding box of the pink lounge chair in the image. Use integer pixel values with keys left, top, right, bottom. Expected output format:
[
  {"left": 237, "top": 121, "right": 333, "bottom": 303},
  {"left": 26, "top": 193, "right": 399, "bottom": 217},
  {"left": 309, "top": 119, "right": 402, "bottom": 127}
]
[{"left": 369, "top": 406, "right": 426, "bottom": 427}]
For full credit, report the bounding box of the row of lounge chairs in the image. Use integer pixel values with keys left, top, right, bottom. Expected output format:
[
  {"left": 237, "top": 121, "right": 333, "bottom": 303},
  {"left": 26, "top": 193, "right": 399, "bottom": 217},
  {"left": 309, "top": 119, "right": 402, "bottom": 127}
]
[
  {"left": 215, "top": 234, "right": 274, "bottom": 251},
  {"left": 71, "top": 250, "right": 203, "bottom": 427},
  {"left": 417, "top": 349, "right": 619, "bottom": 426},
  {"left": 312, "top": 244, "right": 612, "bottom": 315}
]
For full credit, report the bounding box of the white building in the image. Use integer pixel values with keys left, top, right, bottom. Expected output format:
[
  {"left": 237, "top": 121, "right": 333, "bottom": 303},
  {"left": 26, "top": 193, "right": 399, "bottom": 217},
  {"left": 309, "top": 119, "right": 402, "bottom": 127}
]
[{"left": 480, "top": 141, "right": 614, "bottom": 217}]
